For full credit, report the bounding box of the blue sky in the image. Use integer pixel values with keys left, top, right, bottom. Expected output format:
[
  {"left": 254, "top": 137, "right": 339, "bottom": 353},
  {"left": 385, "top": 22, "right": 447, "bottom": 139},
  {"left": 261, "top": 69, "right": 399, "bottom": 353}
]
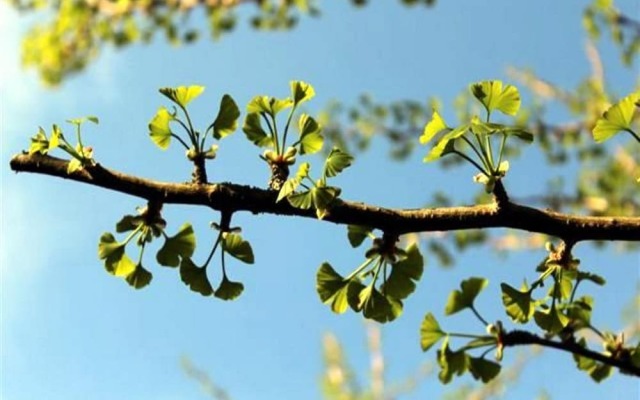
[{"left": 1, "top": 1, "right": 639, "bottom": 399}]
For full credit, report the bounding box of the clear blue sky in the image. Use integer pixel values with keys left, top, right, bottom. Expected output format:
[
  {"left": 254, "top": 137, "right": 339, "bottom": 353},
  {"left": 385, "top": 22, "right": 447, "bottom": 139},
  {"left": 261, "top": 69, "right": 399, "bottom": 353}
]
[{"left": 1, "top": 1, "right": 638, "bottom": 399}]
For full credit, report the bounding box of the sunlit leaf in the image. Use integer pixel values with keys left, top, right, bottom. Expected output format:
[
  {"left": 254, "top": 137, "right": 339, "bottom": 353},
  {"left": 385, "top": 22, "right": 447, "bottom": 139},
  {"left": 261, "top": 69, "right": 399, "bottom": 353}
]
[
  {"left": 420, "top": 312, "right": 446, "bottom": 352},
  {"left": 470, "top": 80, "right": 521, "bottom": 116},
  {"left": 247, "top": 95, "right": 293, "bottom": 115},
  {"left": 291, "top": 80, "right": 315, "bottom": 105},
  {"left": 160, "top": 85, "right": 205, "bottom": 108},
  {"left": 534, "top": 306, "right": 569, "bottom": 334},
  {"left": 149, "top": 107, "right": 174, "bottom": 150},
  {"left": 29, "top": 127, "right": 49, "bottom": 155},
  {"left": 324, "top": 147, "right": 354, "bottom": 178},
  {"left": 316, "top": 262, "right": 351, "bottom": 314},
  {"left": 298, "top": 114, "right": 323, "bottom": 155},
  {"left": 424, "top": 124, "right": 467, "bottom": 162},
  {"left": 593, "top": 92, "right": 640, "bottom": 143},
  {"left": 420, "top": 110, "right": 448, "bottom": 144}
]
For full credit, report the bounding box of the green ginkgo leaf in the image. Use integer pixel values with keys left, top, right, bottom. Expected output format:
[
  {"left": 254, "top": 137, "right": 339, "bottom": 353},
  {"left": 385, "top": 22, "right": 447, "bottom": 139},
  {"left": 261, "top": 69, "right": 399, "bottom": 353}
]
[
  {"left": 316, "top": 262, "right": 351, "bottom": 314},
  {"left": 115, "top": 215, "right": 144, "bottom": 233},
  {"left": 420, "top": 111, "right": 448, "bottom": 144},
  {"left": 247, "top": 95, "right": 293, "bottom": 115},
  {"left": 534, "top": 306, "right": 569, "bottom": 334},
  {"left": 470, "top": 80, "right": 521, "bottom": 116},
  {"left": 445, "top": 277, "right": 488, "bottom": 315},
  {"left": 424, "top": 124, "right": 467, "bottom": 162},
  {"left": 382, "top": 243, "right": 424, "bottom": 300},
  {"left": 180, "top": 258, "right": 213, "bottom": 296},
  {"left": 592, "top": 92, "right": 640, "bottom": 143},
  {"left": 291, "top": 81, "right": 315, "bottom": 105},
  {"left": 298, "top": 114, "right": 323, "bottom": 155},
  {"left": 29, "top": 127, "right": 50, "bottom": 155},
  {"left": 67, "top": 115, "right": 99, "bottom": 126},
  {"left": 420, "top": 312, "right": 446, "bottom": 352},
  {"left": 212, "top": 94, "right": 240, "bottom": 139},
  {"left": 159, "top": 85, "right": 205, "bottom": 108},
  {"left": 359, "top": 285, "right": 400, "bottom": 323},
  {"left": 215, "top": 276, "right": 244, "bottom": 300},
  {"left": 468, "top": 357, "right": 501, "bottom": 383},
  {"left": 98, "top": 233, "right": 124, "bottom": 260},
  {"left": 437, "top": 340, "right": 468, "bottom": 384},
  {"left": 500, "top": 283, "right": 534, "bottom": 323},
  {"left": 242, "top": 113, "right": 273, "bottom": 147},
  {"left": 347, "top": 225, "right": 373, "bottom": 248},
  {"left": 125, "top": 264, "right": 153, "bottom": 289},
  {"left": 98, "top": 234, "right": 136, "bottom": 278},
  {"left": 149, "top": 107, "right": 174, "bottom": 150},
  {"left": 222, "top": 233, "right": 254, "bottom": 264},
  {"left": 156, "top": 223, "right": 196, "bottom": 267},
  {"left": 324, "top": 147, "right": 354, "bottom": 178}
]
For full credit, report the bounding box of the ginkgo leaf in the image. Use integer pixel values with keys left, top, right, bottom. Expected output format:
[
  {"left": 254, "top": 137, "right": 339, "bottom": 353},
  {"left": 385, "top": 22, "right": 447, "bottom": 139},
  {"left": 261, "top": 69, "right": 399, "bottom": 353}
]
[
  {"left": 420, "top": 110, "right": 448, "bottom": 144},
  {"left": 291, "top": 81, "right": 315, "bottom": 105},
  {"left": 159, "top": 85, "right": 205, "bottom": 108},
  {"left": 212, "top": 94, "right": 240, "bottom": 139},
  {"left": 149, "top": 107, "right": 174, "bottom": 150},
  {"left": 470, "top": 80, "right": 521, "bottom": 116},
  {"left": 593, "top": 92, "right": 640, "bottom": 143}
]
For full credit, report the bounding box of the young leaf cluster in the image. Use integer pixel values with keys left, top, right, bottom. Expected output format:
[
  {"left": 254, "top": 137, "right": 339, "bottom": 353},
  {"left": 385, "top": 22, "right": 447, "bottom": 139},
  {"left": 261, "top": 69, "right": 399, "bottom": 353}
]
[
  {"left": 316, "top": 227, "right": 424, "bottom": 323},
  {"left": 98, "top": 205, "right": 254, "bottom": 300},
  {"left": 28, "top": 116, "right": 98, "bottom": 174},
  {"left": 148, "top": 85, "right": 240, "bottom": 166},
  {"left": 420, "top": 80, "right": 533, "bottom": 192}
]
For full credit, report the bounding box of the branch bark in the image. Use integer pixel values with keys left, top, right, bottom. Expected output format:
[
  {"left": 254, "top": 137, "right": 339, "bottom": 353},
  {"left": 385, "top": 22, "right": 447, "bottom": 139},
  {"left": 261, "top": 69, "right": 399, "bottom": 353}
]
[
  {"left": 10, "top": 153, "right": 640, "bottom": 242},
  {"left": 502, "top": 330, "right": 640, "bottom": 377}
]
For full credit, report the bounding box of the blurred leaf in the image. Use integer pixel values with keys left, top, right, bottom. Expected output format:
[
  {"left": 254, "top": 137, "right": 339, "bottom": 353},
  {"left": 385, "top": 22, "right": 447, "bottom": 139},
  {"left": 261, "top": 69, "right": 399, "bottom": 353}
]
[{"left": 437, "top": 340, "right": 468, "bottom": 384}]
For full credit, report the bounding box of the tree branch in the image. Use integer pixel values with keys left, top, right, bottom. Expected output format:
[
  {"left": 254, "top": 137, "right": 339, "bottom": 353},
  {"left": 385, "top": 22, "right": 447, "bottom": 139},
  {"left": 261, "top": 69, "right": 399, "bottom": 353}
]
[
  {"left": 502, "top": 330, "right": 640, "bottom": 377},
  {"left": 10, "top": 153, "right": 640, "bottom": 242}
]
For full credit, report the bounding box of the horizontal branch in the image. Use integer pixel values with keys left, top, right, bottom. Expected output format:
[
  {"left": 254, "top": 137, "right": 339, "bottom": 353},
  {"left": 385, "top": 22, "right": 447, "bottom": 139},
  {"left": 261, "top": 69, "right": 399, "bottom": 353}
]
[
  {"left": 502, "top": 330, "right": 640, "bottom": 377},
  {"left": 9, "top": 153, "right": 640, "bottom": 242}
]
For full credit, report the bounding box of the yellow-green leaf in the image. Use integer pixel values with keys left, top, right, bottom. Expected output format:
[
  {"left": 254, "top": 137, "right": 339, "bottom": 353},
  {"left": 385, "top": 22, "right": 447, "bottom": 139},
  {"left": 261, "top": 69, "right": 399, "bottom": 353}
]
[
  {"left": 149, "top": 107, "right": 174, "bottom": 150},
  {"left": 470, "top": 80, "right": 521, "bottom": 116},
  {"left": 593, "top": 92, "right": 640, "bottom": 143},
  {"left": 420, "top": 111, "right": 448, "bottom": 144}
]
